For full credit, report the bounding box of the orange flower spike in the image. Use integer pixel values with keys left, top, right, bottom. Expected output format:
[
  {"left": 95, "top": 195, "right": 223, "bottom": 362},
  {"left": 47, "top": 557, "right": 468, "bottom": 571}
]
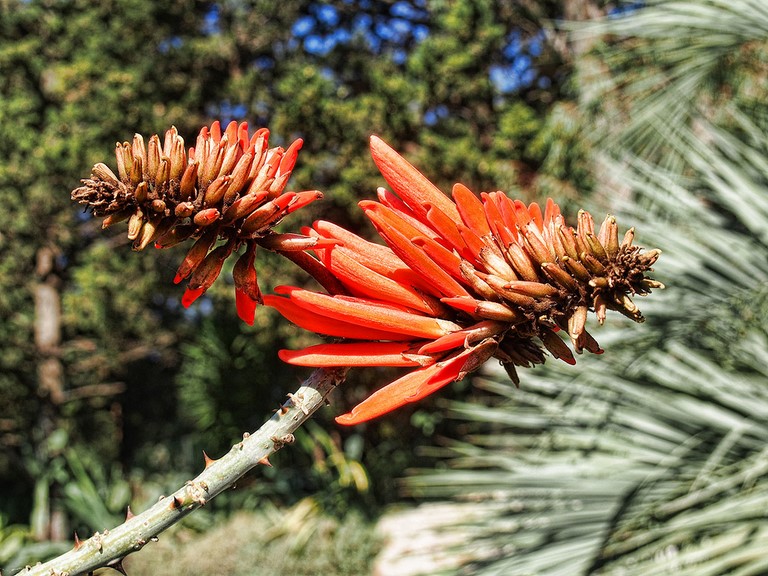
[
  {"left": 264, "top": 291, "right": 414, "bottom": 341},
  {"left": 285, "top": 288, "right": 461, "bottom": 339},
  {"left": 369, "top": 135, "right": 460, "bottom": 222},
  {"left": 279, "top": 342, "right": 432, "bottom": 367}
]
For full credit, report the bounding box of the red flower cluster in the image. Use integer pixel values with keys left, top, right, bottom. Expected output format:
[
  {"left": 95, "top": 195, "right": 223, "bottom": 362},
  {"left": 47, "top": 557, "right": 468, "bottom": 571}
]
[
  {"left": 73, "top": 121, "right": 323, "bottom": 324},
  {"left": 266, "top": 136, "right": 662, "bottom": 425}
]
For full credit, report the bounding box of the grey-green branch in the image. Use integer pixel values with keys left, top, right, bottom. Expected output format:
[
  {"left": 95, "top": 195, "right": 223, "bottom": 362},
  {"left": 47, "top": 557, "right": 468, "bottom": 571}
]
[{"left": 19, "top": 367, "right": 348, "bottom": 576}]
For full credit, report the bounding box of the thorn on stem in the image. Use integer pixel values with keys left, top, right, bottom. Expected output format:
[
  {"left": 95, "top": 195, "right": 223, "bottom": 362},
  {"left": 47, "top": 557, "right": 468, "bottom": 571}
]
[
  {"left": 108, "top": 557, "right": 128, "bottom": 575},
  {"left": 203, "top": 450, "right": 216, "bottom": 468},
  {"left": 73, "top": 531, "right": 83, "bottom": 550},
  {"left": 125, "top": 506, "right": 135, "bottom": 521},
  {"left": 169, "top": 496, "right": 183, "bottom": 510},
  {"left": 258, "top": 456, "right": 273, "bottom": 467}
]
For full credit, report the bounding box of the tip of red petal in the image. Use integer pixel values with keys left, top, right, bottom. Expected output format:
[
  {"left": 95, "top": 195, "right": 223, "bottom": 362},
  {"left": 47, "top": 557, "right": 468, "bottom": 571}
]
[
  {"left": 173, "top": 273, "right": 184, "bottom": 285},
  {"left": 181, "top": 286, "right": 206, "bottom": 308},
  {"left": 335, "top": 411, "right": 365, "bottom": 426},
  {"left": 235, "top": 289, "right": 257, "bottom": 325}
]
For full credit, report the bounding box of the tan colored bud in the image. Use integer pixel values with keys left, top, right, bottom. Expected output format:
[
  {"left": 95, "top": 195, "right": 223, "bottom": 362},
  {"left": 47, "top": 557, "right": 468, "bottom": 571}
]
[
  {"left": 600, "top": 215, "right": 620, "bottom": 259},
  {"left": 622, "top": 227, "right": 635, "bottom": 248},
  {"left": 133, "top": 214, "right": 165, "bottom": 251},
  {"left": 92, "top": 163, "right": 119, "bottom": 186},
  {"left": 170, "top": 137, "right": 186, "bottom": 181},
  {"left": 585, "top": 232, "right": 608, "bottom": 262},
  {"left": 155, "top": 224, "right": 195, "bottom": 248},
  {"left": 223, "top": 153, "right": 254, "bottom": 205},
  {"left": 637, "top": 248, "right": 661, "bottom": 267},
  {"left": 115, "top": 143, "right": 129, "bottom": 182},
  {"left": 561, "top": 255, "right": 592, "bottom": 282},
  {"left": 485, "top": 273, "right": 538, "bottom": 308},
  {"left": 155, "top": 156, "right": 170, "bottom": 188},
  {"left": 539, "top": 328, "right": 575, "bottom": 365},
  {"left": 175, "top": 202, "right": 195, "bottom": 218},
  {"left": 134, "top": 181, "right": 148, "bottom": 203},
  {"left": 505, "top": 279, "right": 560, "bottom": 298},
  {"left": 203, "top": 175, "right": 230, "bottom": 207},
  {"left": 179, "top": 161, "right": 199, "bottom": 199},
  {"left": 147, "top": 134, "right": 161, "bottom": 182},
  {"left": 150, "top": 199, "right": 166, "bottom": 213},
  {"left": 193, "top": 207, "right": 220, "bottom": 227},
  {"left": 505, "top": 242, "right": 539, "bottom": 283},
  {"left": 567, "top": 305, "right": 588, "bottom": 345},
  {"left": 581, "top": 252, "right": 606, "bottom": 275},
  {"left": 126, "top": 210, "right": 144, "bottom": 240},
  {"left": 132, "top": 133, "right": 147, "bottom": 174},
  {"left": 101, "top": 207, "right": 133, "bottom": 229},
  {"left": 474, "top": 301, "right": 524, "bottom": 322},
  {"left": 522, "top": 224, "right": 554, "bottom": 266},
  {"left": 557, "top": 225, "right": 579, "bottom": 260},
  {"left": 131, "top": 155, "right": 143, "bottom": 187}
]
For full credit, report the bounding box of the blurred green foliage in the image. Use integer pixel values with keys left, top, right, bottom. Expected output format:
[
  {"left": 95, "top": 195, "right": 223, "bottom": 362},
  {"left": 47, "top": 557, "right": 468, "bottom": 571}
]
[{"left": 0, "top": 1, "right": 590, "bottom": 566}]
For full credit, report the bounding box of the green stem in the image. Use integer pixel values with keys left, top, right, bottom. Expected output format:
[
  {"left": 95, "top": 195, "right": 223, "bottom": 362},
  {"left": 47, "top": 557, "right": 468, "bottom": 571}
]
[{"left": 20, "top": 367, "right": 348, "bottom": 576}]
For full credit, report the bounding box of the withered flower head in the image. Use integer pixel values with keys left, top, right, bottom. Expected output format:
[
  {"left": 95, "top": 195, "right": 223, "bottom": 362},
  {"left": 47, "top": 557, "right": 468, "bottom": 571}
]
[
  {"left": 265, "top": 136, "right": 663, "bottom": 425},
  {"left": 72, "top": 121, "right": 323, "bottom": 324}
]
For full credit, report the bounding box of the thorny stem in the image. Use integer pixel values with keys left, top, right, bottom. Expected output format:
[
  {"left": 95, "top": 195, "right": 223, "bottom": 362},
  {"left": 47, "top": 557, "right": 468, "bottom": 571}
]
[{"left": 18, "top": 367, "right": 348, "bottom": 576}]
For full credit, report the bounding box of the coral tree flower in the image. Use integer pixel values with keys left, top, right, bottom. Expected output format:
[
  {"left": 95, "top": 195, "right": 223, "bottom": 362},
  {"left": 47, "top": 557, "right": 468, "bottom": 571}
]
[
  {"left": 72, "top": 121, "right": 322, "bottom": 324},
  {"left": 266, "top": 136, "right": 663, "bottom": 425}
]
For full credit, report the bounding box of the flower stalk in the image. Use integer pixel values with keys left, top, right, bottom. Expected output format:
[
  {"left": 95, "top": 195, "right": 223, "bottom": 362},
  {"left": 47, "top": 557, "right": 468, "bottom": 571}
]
[{"left": 19, "top": 368, "right": 347, "bottom": 576}]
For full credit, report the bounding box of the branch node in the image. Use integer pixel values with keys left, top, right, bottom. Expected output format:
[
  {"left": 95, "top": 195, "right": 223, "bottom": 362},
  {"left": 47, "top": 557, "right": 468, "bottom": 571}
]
[{"left": 287, "top": 392, "right": 310, "bottom": 415}]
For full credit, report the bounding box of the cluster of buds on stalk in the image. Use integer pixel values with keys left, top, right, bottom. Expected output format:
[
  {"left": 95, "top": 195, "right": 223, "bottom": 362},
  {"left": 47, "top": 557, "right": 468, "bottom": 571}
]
[
  {"left": 72, "top": 121, "right": 323, "bottom": 324},
  {"left": 266, "top": 136, "right": 664, "bottom": 424}
]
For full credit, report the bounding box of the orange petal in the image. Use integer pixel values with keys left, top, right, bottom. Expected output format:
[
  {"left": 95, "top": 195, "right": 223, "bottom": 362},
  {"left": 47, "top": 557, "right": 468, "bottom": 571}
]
[
  {"left": 279, "top": 342, "right": 432, "bottom": 367},
  {"left": 264, "top": 293, "right": 413, "bottom": 341},
  {"left": 362, "top": 202, "right": 471, "bottom": 299},
  {"left": 335, "top": 363, "right": 444, "bottom": 425},
  {"left": 235, "top": 289, "right": 258, "bottom": 325},
  {"left": 452, "top": 183, "right": 491, "bottom": 237},
  {"left": 369, "top": 135, "right": 460, "bottom": 222},
  {"left": 314, "top": 242, "right": 440, "bottom": 314},
  {"left": 281, "top": 286, "right": 459, "bottom": 339}
]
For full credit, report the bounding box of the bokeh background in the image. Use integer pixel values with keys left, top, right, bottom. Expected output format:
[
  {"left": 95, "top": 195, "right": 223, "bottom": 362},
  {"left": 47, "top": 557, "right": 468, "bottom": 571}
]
[{"left": 2, "top": 0, "right": 768, "bottom": 574}]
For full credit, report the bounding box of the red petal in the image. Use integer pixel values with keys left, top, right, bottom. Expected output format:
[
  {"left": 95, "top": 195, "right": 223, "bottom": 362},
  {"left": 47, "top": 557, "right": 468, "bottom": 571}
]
[
  {"left": 279, "top": 342, "right": 432, "bottom": 367},
  {"left": 362, "top": 202, "right": 471, "bottom": 299},
  {"left": 281, "top": 286, "right": 459, "bottom": 339},
  {"left": 277, "top": 138, "right": 303, "bottom": 177},
  {"left": 335, "top": 363, "right": 444, "bottom": 425},
  {"left": 235, "top": 289, "right": 257, "bottom": 325},
  {"left": 182, "top": 286, "right": 205, "bottom": 308},
  {"left": 453, "top": 183, "right": 491, "bottom": 237},
  {"left": 263, "top": 292, "right": 415, "bottom": 341},
  {"left": 369, "top": 135, "right": 460, "bottom": 222}
]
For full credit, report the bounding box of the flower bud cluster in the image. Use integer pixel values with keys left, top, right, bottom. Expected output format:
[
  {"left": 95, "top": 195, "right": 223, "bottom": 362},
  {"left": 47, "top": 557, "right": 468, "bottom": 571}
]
[{"left": 72, "top": 121, "right": 323, "bottom": 323}]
